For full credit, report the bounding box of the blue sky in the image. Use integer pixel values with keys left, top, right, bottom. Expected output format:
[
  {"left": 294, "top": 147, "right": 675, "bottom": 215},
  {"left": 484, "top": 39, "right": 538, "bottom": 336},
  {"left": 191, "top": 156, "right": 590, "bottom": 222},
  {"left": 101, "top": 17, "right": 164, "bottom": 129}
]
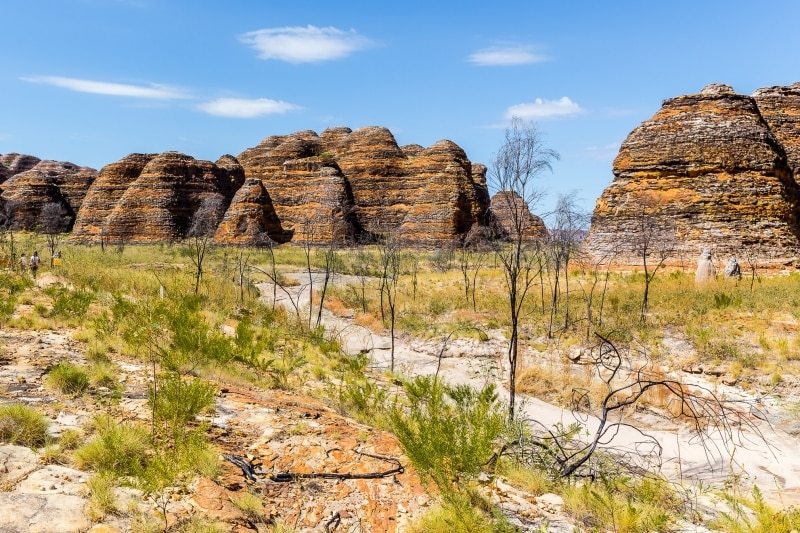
[{"left": 3, "top": 0, "right": 800, "bottom": 216}]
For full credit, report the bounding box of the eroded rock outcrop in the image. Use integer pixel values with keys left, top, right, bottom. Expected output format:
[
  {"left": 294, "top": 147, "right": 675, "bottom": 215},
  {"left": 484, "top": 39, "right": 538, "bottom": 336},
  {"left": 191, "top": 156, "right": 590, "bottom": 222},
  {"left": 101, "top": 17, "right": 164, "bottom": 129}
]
[
  {"left": 72, "top": 152, "right": 244, "bottom": 243},
  {"left": 238, "top": 126, "right": 490, "bottom": 245},
  {"left": 0, "top": 159, "right": 97, "bottom": 230},
  {"left": 489, "top": 190, "right": 548, "bottom": 241},
  {"left": 586, "top": 83, "right": 800, "bottom": 265}
]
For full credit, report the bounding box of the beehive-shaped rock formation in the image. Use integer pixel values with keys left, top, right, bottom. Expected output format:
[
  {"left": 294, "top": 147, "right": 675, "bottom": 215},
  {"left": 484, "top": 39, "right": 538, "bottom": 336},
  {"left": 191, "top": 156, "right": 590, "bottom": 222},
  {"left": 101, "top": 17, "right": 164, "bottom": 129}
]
[
  {"left": 585, "top": 83, "right": 800, "bottom": 264},
  {"left": 71, "top": 152, "right": 244, "bottom": 243},
  {"left": 71, "top": 153, "right": 156, "bottom": 242},
  {"left": 213, "top": 178, "right": 287, "bottom": 245},
  {"left": 0, "top": 159, "right": 97, "bottom": 230},
  {"left": 489, "top": 191, "right": 548, "bottom": 241},
  {"left": 0, "top": 153, "right": 41, "bottom": 183},
  {"left": 238, "top": 126, "right": 490, "bottom": 245}
]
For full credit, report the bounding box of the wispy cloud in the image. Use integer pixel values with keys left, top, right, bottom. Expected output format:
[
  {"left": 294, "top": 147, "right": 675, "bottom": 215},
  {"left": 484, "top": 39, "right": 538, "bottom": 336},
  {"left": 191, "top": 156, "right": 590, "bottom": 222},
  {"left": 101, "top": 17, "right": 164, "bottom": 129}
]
[
  {"left": 197, "top": 98, "right": 301, "bottom": 118},
  {"left": 585, "top": 142, "right": 621, "bottom": 160},
  {"left": 22, "top": 76, "right": 189, "bottom": 99},
  {"left": 505, "top": 97, "right": 584, "bottom": 119},
  {"left": 468, "top": 45, "right": 548, "bottom": 66},
  {"left": 239, "top": 25, "right": 375, "bottom": 63}
]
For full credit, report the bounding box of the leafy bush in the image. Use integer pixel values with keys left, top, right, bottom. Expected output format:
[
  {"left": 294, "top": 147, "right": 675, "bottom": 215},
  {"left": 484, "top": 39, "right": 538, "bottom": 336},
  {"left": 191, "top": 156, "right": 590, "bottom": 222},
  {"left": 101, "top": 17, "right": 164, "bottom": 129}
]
[
  {"left": 49, "top": 287, "right": 95, "bottom": 319},
  {"left": 390, "top": 376, "right": 507, "bottom": 488},
  {"left": 46, "top": 361, "right": 89, "bottom": 395},
  {"left": 0, "top": 403, "right": 49, "bottom": 447}
]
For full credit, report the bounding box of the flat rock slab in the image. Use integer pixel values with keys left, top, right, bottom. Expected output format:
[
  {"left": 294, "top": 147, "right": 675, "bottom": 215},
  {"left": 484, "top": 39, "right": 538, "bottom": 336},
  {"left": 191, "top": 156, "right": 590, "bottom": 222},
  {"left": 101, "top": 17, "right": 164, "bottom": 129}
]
[
  {"left": 0, "top": 493, "right": 88, "bottom": 533},
  {"left": 15, "top": 465, "right": 88, "bottom": 495}
]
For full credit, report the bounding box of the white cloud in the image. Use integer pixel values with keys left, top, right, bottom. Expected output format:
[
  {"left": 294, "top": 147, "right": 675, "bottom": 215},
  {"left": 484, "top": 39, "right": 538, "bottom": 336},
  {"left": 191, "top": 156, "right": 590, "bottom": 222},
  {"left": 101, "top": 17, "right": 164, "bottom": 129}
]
[
  {"left": 197, "top": 98, "right": 301, "bottom": 118},
  {"left": 22, "top": 76, "right": 189, "bottom": 99},
  {"left": 505, "top": 97, "right": 584, "bottom": 119},
  {"left": 468, "top": 45, "right": 547, "bottom": 66},
  {"left": 239, "top": 25, "right": 374, "bottom": 63}
]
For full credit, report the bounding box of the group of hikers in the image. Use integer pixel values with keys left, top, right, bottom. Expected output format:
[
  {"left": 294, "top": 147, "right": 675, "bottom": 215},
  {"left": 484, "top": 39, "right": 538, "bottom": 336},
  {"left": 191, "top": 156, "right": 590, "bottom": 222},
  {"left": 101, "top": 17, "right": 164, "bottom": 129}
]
[
  {"left": 12, "top": 250, "right": 61, "bottom": 277},
  {"left": 18, "top": 251, "right": 41, "bottom": 276}
]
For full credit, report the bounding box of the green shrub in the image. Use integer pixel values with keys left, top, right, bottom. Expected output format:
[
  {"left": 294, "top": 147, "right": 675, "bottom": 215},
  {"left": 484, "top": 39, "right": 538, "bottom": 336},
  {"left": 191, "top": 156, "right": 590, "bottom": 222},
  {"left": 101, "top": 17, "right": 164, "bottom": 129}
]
[
  {"left": 46, "top": 361, "right": 90, "bottom": 395},
  {"left": 0, "top": 403, "right": 49, "bottom": 447},
  {"left": 50, "top": 287, "right": 94, "bottom": 319},
  {"left": 562, "top": 476, "right": 679, "bottom": 533},
  {"left": 713, "top": 485, "right": 800, "bottom": 533},
  {"left": 74, "top": 415, "right": 150, "bottom": 476},
  {"left": 149, "top": 374, "right": 217, "bottom": 431},
  {"left": 390, "top": 376, "right": 507, "bottom": 489}
]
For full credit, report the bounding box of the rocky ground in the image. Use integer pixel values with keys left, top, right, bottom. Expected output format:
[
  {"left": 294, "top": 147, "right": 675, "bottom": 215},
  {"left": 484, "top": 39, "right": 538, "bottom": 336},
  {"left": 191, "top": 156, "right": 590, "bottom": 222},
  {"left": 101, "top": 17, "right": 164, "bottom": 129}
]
[
  {"left": 0, "top": 270, "right": 798, "bottom": 531},
  {"left": 0, "top": 276, "right": 591, "bottom": 532}
]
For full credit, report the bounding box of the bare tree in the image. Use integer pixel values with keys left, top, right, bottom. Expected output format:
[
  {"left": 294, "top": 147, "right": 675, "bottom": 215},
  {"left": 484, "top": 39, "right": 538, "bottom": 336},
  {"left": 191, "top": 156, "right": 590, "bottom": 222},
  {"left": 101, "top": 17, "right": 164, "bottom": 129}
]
[
  {"left": 39, "top": 202, "right": 72, "bottom": 266},
  {"left": 575, "top": 243, "right": 619, "bottom": 340},
  {"left": 490, "top": 117, "right": 559, "bottom": 419},
  {"left": 0, "top": 199, "right": 22, "bottom": 269},
  {"left": 186, "top": 195, "right": 225, "bottom": 294},
  {"left": 506, "top": 333, "right": 768, "bottom": 479},
  {"left": 458, "top": 242, "right": 486, "bottom": 312},
  {"left": 545, "top": 192, "right": 588, "bottom": 336},
  {"left": 628, "top": 194, "right": 676, "bottom": 322},
  {"left": 377, "top": 231, "right": 402, "bottom": 372}
]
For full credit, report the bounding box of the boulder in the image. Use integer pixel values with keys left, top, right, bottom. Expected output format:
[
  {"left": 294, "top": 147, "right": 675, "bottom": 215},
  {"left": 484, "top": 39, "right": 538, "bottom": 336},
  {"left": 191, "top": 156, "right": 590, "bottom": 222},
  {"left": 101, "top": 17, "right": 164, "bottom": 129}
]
[
  {"left": 695, "top": 248, "right": 716, "bottom": 283},
  {"left": 724, "top": 256, "right": 742, "bottom": 279}
]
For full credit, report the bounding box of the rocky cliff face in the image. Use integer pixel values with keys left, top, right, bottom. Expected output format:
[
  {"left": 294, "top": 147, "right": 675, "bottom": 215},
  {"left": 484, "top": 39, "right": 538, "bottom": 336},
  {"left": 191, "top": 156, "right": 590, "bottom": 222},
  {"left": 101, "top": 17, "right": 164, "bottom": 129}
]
[
  {"left": 585, "top": 83, "right": 800, "bottom": 265},
  {"left": 0, "top": 158, "right": 97, "bottom": 230}
]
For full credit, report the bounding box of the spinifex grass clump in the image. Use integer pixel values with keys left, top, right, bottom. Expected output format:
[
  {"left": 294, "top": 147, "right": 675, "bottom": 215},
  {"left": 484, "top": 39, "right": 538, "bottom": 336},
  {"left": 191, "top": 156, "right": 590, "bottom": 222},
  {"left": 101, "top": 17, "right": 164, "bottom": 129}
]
[
  {"left": 0, "top": 403, "right": 49, "bottom": 447},
  {"left": 46, "top": 361, "right": 90, "bottom": 396},
  {"left": 74, "top": 415, "right": 151, "bottom": 475}
]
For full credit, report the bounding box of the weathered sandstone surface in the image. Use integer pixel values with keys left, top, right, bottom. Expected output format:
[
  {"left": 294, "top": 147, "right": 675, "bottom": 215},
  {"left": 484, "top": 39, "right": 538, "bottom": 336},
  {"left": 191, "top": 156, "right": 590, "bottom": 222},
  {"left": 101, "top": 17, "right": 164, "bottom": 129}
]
[
  {"left": 585, "top": 83, "right": 800, "bottom": 265},
  {"left": 0, "top": 157, "right": 97, "bottom": 230}
]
